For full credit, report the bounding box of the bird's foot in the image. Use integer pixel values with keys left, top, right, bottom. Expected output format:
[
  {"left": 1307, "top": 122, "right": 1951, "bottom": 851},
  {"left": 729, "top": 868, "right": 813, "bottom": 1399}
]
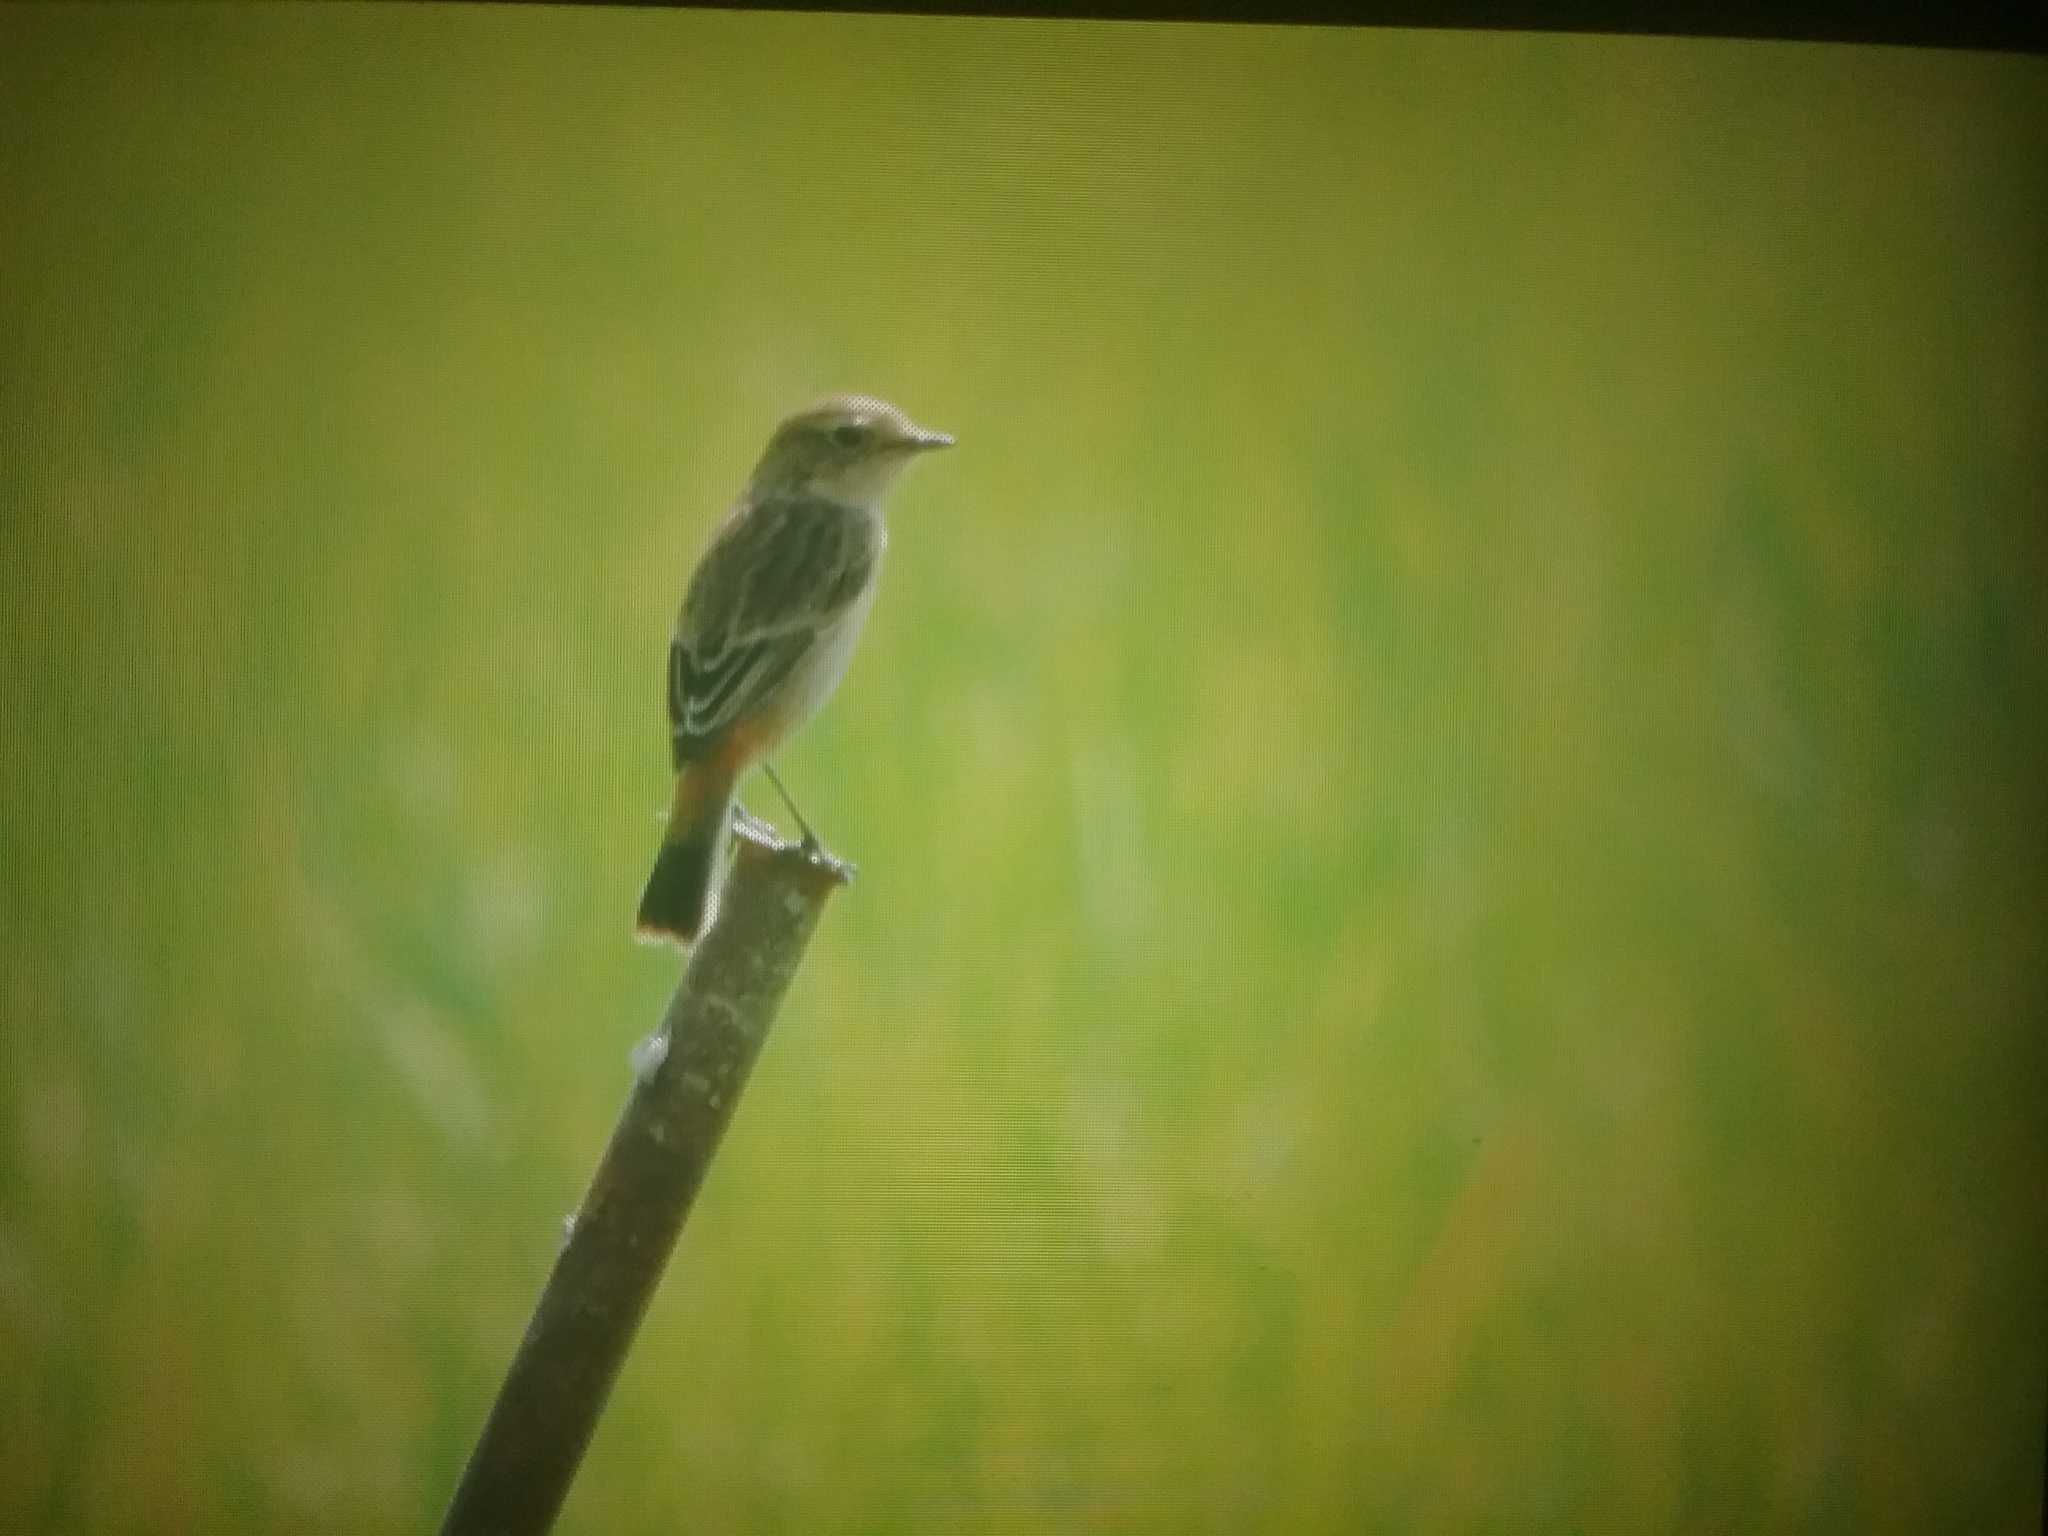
[
  {"left": 730, "top": 801, "right": 781, "bottom": 842},
  {"left": 803, "top": 841, "right": 858, "bottom": 885}
]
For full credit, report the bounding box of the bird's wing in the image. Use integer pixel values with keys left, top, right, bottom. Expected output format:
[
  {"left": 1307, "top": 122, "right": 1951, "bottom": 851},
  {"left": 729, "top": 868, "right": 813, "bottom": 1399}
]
[{"left": 667, "top": 496, "right": 876, "bottom": 765}]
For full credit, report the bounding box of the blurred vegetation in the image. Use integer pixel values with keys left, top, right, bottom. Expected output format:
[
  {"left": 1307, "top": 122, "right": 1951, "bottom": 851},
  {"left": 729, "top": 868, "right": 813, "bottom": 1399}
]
[{"left": 2, "top": 7, "right": 2043, "bottom": 1532}]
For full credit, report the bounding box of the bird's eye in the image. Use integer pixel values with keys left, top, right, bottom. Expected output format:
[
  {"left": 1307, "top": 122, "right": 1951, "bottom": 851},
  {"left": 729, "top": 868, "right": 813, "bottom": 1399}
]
[{"left": 828, "top": 423, "right": 868, "bottom": 450}]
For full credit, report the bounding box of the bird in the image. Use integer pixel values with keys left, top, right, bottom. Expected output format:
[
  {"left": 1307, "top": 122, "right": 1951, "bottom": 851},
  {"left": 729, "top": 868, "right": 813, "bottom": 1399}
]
[{"left": 635, "top": 394, "right": 954, "bottom": 946}]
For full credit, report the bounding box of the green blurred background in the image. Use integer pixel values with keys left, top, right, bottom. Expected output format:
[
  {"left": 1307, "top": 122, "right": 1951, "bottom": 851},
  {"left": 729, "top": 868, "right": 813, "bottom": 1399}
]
[{"left": 2, "top": 6, "right": 2042, "bottom": 1531}]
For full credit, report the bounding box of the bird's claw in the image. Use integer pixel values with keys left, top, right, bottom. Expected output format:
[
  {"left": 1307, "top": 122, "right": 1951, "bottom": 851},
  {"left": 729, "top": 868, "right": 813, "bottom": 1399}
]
[
  {"left": 804, "top": 842, "right": 857, "bottom": 885},
  {"left": 729, "top": 802, "right": 779, "bottom": 841}
]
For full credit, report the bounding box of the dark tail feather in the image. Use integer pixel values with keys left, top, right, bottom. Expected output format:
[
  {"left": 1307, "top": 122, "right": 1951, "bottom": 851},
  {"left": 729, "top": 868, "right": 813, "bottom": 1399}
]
[{"left": 635, "top": 808, "right": 724, "bottom": 947}]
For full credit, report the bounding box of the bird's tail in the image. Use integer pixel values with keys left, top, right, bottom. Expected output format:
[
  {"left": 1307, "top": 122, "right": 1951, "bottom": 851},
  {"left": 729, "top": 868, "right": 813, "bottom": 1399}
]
[{"left": 635, "top": 764, "right": 735, "bottom": 947}]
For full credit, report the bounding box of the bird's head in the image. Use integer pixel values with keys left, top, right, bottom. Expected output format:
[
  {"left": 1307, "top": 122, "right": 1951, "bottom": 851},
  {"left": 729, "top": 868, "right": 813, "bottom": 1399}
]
[{"left": 749, "top": 395, "right": 954, "bottom": 505}]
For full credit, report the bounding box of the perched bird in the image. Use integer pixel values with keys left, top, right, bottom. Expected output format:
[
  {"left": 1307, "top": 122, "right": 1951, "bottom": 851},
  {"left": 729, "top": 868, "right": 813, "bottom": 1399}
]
[{"left": 635, "top": 395, "right": 954, "bottom": 946}]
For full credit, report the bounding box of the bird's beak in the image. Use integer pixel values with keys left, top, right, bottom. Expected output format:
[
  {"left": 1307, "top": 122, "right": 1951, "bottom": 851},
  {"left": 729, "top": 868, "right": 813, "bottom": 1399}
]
[{"left": 905, "top": 426, "right": 955, "bottom": 452}]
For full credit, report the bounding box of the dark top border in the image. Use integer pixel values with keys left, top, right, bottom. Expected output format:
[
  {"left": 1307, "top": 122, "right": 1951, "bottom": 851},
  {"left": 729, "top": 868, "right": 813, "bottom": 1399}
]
[{"left": 508, "top": 0, "right": 2046, "bottom": 54}]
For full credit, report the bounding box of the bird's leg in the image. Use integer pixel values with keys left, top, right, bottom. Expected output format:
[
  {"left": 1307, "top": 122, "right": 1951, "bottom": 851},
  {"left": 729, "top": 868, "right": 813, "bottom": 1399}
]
[{"left": 760, "top": 761, "right": 821, "bottom": 854}]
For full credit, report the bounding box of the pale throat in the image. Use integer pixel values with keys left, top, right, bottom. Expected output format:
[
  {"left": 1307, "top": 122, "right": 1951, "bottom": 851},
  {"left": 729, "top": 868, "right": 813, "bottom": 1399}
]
[{"left": 806, "top": 454, "right": 914, "bottom": 510}]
